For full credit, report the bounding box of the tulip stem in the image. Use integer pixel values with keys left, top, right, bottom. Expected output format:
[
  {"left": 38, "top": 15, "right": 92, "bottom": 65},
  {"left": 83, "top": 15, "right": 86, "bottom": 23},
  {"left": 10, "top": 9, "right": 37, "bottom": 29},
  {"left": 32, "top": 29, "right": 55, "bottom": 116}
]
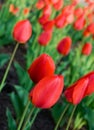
[
  {"left": 0, "top": 43, "right": 19, "bottom": 92},
  {"left": 66, "top": 105, "right": 77, "bottom": 130},
  {"left": 22, "top": 107, "right": 40, "bottom": 130},
  {"left": 17, "top": 100, "right": 31, "bottom": 130},
  {"left": 54, "top": 104, "right": 70, "bottom": 130}
]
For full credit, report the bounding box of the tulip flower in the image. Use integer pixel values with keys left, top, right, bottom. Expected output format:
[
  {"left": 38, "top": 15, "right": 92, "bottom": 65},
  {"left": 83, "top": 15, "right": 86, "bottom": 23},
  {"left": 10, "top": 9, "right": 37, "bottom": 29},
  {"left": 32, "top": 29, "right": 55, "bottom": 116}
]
[
  {"left": 38, "top": 14, "right": 50, "bottom": 25},
  {"left": 28, "top": 54, "right": 55, "bottom": 83},
  {"left": 29, "top": 75, "right": 64, "bottom": 108},
  {"left": 13, "top": 20, "right": 32, "bottom": 43},
  {"left": 82, "top": 43, "right": 92, "bottom": 55},
  {"left": 74, "top": 8, "right": 84, "bottom": 18},
  {"left": 42, "top": 20, "right": 55, "bottom": 31},
  {"left": 38, "top": 30, "right": 52, "bottom": 46},
  {"left": 55, "top": 13, "right": 66, "bottom": 28},
  {"left": 73, "top": 15, "right": 86, "bottom": 30},
  {"left": 53, "top": 0, "right": 63, "bottom": 11},
  {"left": 64, "top": 71, "right": 94, "bottom": 105},
  {"left": 87, "top": 23, "right": 94, "bottom": 35},
  {"left": 9, "top": 4, "right": 19, "bottom": 15},
  {"left": 36, "top": 0, "right": 45, "bottom": 9},
  {"left": 57, "top": 37, "right": 72, "bottom": 56},
  {"left": 23, "top": 8, "right": 30, "bottom": 15}
]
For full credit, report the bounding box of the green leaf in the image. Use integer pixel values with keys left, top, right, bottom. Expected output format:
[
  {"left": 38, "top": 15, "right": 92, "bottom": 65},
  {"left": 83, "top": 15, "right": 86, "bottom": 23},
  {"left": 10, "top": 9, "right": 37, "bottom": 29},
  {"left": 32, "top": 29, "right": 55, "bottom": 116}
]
[
  {"left": 6, "top": 108, "right": 16, "bottom": 130},
  {"left": 0, "top": 54, "right": 10, "bottom": 68},
  {"left": 14, "top": 62, "right": 32, "bottom": 91},
  {"left": 10, "top": 85, "right": 29, "bottom": 119}
]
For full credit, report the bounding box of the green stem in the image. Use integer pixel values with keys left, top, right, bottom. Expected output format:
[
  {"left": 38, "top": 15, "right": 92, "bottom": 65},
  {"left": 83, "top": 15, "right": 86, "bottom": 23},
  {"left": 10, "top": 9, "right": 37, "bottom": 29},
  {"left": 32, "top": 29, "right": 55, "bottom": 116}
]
[
  {"left": 0, "top": 43, "right": 19, "bottom": 92},
  {"left": 66, "top": 105, "right": 77, "bottom": 130},
  {"left": 22, "top": 108, "right": 40, "bottom": 130},
  {"left": 17, "top": 100, "right": 31, "bottom": 130},
  {"left": 54, "top": 104, "right": 70, "bottom": 130}
]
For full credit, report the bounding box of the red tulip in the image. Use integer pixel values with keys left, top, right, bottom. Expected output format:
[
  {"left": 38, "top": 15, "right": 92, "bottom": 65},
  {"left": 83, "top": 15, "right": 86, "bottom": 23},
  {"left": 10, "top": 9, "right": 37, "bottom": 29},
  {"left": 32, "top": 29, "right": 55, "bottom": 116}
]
[
  {"left": 29, "top": 75, "right": 64, "bottom": 108},
  {"left": 53, "top": 0, "right": 63, "bottom": 11},
  {"left": 38, "top": 14, "right": 50, "bottom": 25},
  {"left": 9, "top": 4, "right": 19, "bottom": 15},
  {"left": 36, "top": 0, "right": 45, "bottom": 9},
  {"left": 74, "top": 8, "right": 84, "bottom": 18},
  {"left": 55, "top": 13, "right": 66, "bottom": 28},
  {"left": 28, "top": 54, "right": 55, "bottom": 83},
  {"left": 82, "top": 43, "right": 92, "bottom": 55},
  {"left": 38, "top": 30, "right": 52, "bottom": 46},
  {"left": 64, "top": 71, "right": 94, "bottom": 105},
  {"left": 57, "top": 37, "right": 72, "bottom": 56},
  {"left": 13, "top": 20, "right": 32, "bottom": 43},
  {"left": 73, "top": 15, "right": 86, "bottom": 30},
  {"left": 87, "top": 23, "right": 94, "bottom": 35},
  {"left": 83, "top": 29, "right": 90, "bottom": 37},
  {"left": 42, "top": 20, "right": 55, "bottom": 31},
  {"left": 23, "top": 8, "right": 30, "bottom": 15}
]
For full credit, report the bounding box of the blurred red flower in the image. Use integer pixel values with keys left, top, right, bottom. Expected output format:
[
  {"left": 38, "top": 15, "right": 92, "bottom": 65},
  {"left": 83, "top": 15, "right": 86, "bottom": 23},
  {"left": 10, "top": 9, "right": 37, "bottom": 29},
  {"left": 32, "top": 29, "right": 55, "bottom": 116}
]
[
  {"left": 64, "top": 71, "right": 94, "bottom": 105},
  {"left": 29, "top": 75, "right": 64, "bottom": 108},
  {"left": 57, "top": 37, "right": 72, "bottom": 56},
  {"left": 28, "top": 54, "right": 55, "bottom": 83},
  {"left": 82, "top": 43, "right": 92, "bottom": 55},
  {"left": 13, "top": 20, "right": 32, "bottom": 43}
]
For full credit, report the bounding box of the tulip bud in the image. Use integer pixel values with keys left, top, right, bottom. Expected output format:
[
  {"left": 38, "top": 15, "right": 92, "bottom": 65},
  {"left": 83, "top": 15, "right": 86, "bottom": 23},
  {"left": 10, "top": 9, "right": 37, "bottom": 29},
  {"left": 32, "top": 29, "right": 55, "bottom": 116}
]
[
  {"left": 57, "top": 37, "right": 72, "bottom": 56},
  {"left": 53, "top": 0, "right": 63, "bottom": 11},
  {"left": 13, "top": 20, "right": 32, "bottom": 43},
  {"left": 38, "top": 30, "right": 52, "bottom": 46},
  {"left": 73, "top": 15, "right": 86, "bottom": 30},
  {"left": 28, "top": 53, "right": 55, "bottom": 83},
  {"left": 82, "top": 43, "right": 92, "bottom": 55},
  {"left": 9, "top": 4, "right": 19, "bottom": 15},
  {"left": 87, "top": 23, "right": 94, "bottom": 35},
  {"left": 42, "top": 20, "right": 55, "bottom": 31},
  {"left": 55, "top": 14, "right": 66, "bottom": 28},
  {"left": 29, "top": 75, "right": 64, "bottom": 108}
]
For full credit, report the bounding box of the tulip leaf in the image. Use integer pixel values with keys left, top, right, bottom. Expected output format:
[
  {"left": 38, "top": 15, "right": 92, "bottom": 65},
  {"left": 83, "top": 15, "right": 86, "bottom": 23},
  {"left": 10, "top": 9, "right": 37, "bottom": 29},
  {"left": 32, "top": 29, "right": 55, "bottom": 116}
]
[
  {"left": 6, "top": 108, "right": 16, "bottom": 130},
  {"left": 10, "top": 85, "right": 29, "bottom": 119},
  {"left": 0, "top": 54, "right": 10, "bottom": 68},
  {"left": 14, "top": 62, "right": 33, "bottom": 91}
]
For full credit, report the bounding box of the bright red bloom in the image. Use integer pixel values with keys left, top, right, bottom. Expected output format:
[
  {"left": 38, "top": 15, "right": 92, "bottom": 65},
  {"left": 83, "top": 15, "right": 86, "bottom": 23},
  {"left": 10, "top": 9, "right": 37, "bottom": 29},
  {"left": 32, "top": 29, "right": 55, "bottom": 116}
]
[
  {"left": 38, "top": 14, "right": 50, "bottom": 25},
  {"left": 57, "top": 37, "right": 72, "bottom": 56},
  {"left": 42, "top": 20, "right": 55, "bottom": 31},
  {"left": 43, "top": 5, "right": 52, "bottom": 17},
  {"left": 73, "top": 15, "right": 86, "bottom": 30},
  {"left": 29, "top": 75, "right": 64, "bottom": 108},
  {"left": 23, "top": 8, "right": 30, "bottom": 15},
  {"left": 87, "top": 23, "right": 94, "bottom": 34},
  {"left": 74, "top": 8, "right": 84, "bottom": 18},
  {"left": 9, "top": 4, "right": 19, "bottom": 15},
  {"left": 83, "top": 29, "right": 90, "bottom": 37},
  {"left": 13, "top": 20, "right": 32, "bottom": 43},
  {"left": 53, "top": 0, "right": 63, "bottom": 11},
  {"left": 28, "top": 54, "right": 55, "bottom": 83},
  {"left": 64, "top": 71, "right": 94, "bottom": 105},
  {"left": 82, "top": 43, "right": 92, "bottom": 55},
  {"left": 55, "top": 13, "right": 66, "bottom": 28},
  {"left": 38, "top": 30, "right": 52, "bottom": 46},
  {"left": 36, "top": 0, "right": 45, "bottom": 9}
]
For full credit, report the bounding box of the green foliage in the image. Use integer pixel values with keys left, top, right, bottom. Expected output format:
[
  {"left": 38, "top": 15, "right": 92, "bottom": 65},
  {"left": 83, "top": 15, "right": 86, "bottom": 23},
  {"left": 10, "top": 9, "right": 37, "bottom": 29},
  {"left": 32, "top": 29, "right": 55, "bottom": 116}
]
[
  {"left": 0, "top": 54, "right": 10, "bottom": 67},
  {"left": 6, "top": 108, "right": 16, "bottom": 130}
]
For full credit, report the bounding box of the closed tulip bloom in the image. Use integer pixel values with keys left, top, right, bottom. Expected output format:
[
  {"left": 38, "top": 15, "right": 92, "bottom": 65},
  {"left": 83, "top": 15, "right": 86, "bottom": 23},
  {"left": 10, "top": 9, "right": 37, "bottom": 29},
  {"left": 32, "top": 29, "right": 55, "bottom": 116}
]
[
  {"left": 29, "top": 75, "right": 64, "bottom": 108},
  {"left": 28, "top": 54, "right": 55, "bottom": 83},
  {"left": 82, "top": 43, "right": 92, "bottom": 55},
  {"left": 87, "top": 23, "right": 94, "bottom": 34},
  {"left": 38, "top": 14, "right": 50, "bottom": 25},
  {"left": 64, "top": 71, "right": 94, "bottom": 105},
  {"left": 73, "top": 15, "right": 86, "bottom": 30},
  {"left": 57, "top": 37, "right": 72, "bottom": 56},
  {"left": 36, "top": 0, "right": 45, "bottom": 9},
  {"left": 74, "top": 8, "right": 84, "bottom": 18},
  {"left": 53, "top": 0, "right": 63, "bottom": 11},
  {"left": 13, "top": 20, "right": 32, "bottom": 43},
  {"left": 23, "top": 8, "right": 30, "bottom": 15},
  {"left": 55, "top": 14, "right": 66, "bottom": 28},
  {"left": 83, "top": 29, "right": 90, "bottom": 37},
  {"left": 42, "top": 20, "right": 55, "bottom": 31},
  {"left": 9, "top": 4, "right": 19, "bottom": 15},
  {"left": 38, "top": 30, "right": 52, "bottom": 46}
]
